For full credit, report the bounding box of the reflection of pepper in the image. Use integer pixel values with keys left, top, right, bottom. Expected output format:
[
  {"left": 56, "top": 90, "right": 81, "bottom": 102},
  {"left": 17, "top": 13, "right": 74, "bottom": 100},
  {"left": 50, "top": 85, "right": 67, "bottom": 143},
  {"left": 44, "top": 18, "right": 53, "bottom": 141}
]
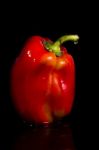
[
  {"left": 11, "top": 34, "right": 79, "bottom": 124},
  {"left": 12, "top": 124, "right": 76, "bottom": 150}
]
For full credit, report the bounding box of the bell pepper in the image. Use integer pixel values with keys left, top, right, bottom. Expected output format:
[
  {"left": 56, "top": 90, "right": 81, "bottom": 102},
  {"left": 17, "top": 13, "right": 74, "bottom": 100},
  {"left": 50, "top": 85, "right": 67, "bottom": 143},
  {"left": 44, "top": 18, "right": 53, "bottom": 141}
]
[{"left": 10, "top": 34, "right": 79, "bottom": 124}]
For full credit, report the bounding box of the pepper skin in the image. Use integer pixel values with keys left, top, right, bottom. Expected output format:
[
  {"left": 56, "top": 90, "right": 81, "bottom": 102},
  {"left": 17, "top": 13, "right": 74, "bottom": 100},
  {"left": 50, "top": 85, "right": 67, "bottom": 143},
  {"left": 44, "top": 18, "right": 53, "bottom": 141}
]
[{"left": 11, "top": 35, "right": 79, "bottom": 124}]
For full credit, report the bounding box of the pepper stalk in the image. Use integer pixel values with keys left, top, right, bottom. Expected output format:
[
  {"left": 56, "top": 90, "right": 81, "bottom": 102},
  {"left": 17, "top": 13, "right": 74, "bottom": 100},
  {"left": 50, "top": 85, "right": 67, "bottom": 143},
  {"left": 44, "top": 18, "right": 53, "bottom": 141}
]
[{"left": 44, "top": 35, "right": 79, "bottom": 56}]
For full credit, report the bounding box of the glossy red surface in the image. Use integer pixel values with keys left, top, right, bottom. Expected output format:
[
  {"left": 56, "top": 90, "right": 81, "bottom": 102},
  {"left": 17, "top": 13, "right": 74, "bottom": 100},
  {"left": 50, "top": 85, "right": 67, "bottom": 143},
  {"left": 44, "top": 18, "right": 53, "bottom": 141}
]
[{"left": 11, "top": 36, "right": 75, "bottom": 124}]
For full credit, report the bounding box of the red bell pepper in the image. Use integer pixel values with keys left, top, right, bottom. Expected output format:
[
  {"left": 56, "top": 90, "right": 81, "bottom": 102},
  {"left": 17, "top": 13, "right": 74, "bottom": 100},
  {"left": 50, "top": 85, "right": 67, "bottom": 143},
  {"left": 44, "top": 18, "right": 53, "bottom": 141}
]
[{"left": 10, "top": 34, "right": 79, "bottom": 124}]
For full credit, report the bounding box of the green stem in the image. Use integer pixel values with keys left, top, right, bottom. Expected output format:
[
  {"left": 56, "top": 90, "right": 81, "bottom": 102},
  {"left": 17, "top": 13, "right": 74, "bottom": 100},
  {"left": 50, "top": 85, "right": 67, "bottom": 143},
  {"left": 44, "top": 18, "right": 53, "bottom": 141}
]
[{"left": 44, "top": 35, "right": 79, "bottom": 56}]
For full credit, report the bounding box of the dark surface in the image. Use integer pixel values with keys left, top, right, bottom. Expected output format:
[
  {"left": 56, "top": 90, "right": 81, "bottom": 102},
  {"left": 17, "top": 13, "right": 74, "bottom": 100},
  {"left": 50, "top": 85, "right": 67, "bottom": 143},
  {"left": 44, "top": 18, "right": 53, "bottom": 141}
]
[
  {"left": 1, "top": 6, "right": 81, "bottom": 149},
  {"left": 0, "top": 118, "right": 80, "bottom": 150}
]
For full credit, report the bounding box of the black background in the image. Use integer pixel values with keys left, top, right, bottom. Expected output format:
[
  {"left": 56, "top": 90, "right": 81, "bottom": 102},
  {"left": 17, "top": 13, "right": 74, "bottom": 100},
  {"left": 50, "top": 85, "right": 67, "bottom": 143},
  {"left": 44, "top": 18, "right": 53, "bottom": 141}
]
[{"left": 0, "top": 3, "right": 83, "bottom": 150}]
